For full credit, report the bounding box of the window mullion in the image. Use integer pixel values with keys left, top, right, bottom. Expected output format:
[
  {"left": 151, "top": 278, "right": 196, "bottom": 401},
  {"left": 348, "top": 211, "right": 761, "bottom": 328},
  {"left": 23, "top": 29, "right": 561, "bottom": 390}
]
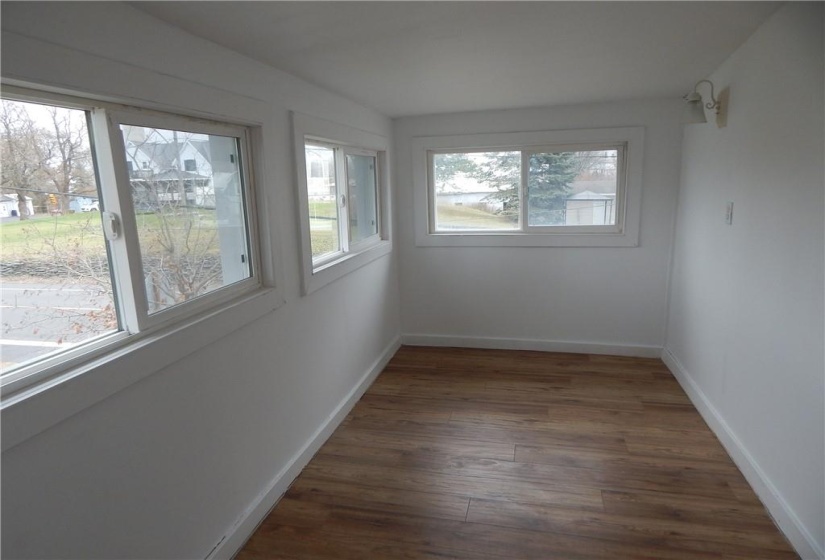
[
  {"left": 615, "top": 145, "right": 627, "bottom": 230},
  {"left": 89, "top": 109, "right": 147, "bottom": 333},
  {"left": 337, "top": 147, "right": 350, "bottom": 254},
  {"left": 427, "top": 151, "right": 437, "bottom": 233},
  {"left": 520, "top": 150, "right": 529, "bottom": 232},
  {"left": 372, "top": 155, "right": 382, "bottom": 238}
]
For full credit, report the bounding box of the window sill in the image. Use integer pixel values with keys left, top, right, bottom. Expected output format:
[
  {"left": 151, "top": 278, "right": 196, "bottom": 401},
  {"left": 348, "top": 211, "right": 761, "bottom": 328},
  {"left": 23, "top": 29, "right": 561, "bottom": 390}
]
[
  {"left": 416, "top": 230, "right": 638, "bottom": 248},
  {"left": 1, "top": 286, "right": 283, "bottom": 452},
  {"left": 303, "top": 240, "right": 392, "bottom": 295}
]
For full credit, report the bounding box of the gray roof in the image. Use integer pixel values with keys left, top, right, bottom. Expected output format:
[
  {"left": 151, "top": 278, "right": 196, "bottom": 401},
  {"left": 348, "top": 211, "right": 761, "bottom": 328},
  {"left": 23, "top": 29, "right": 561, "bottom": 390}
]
[
  {"left": 568, "top": 190, "right": 616, "bottom": 200},
  {"left": 132, "top": 139, "right": 211, "bottom": 171}
]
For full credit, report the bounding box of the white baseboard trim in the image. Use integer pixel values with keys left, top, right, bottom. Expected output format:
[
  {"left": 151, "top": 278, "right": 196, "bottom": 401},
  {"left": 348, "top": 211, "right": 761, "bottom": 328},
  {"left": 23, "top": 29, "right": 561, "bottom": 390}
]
[
  {"left": 205, "top": 335, "right": 402, "bottom": 560},
  {"left": 661, "top": 348, "right": 823, "bottom": 560},
  {"left": 401, "top": 333, "right": 662, "bottom": 359}
]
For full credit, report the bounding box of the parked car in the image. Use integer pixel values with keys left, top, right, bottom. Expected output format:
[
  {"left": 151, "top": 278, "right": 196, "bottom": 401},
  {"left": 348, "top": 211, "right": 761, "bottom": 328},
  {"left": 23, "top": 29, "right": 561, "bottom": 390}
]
[{"left": 80, "top": 200, "right": 100, "bottom": 212}]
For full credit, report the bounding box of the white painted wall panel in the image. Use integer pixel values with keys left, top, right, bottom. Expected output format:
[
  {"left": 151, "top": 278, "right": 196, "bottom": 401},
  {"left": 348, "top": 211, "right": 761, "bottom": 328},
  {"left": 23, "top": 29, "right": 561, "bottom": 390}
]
[
  {"left": 666, "top": 4, "right": 824, "bottom": 557},
  {"left": 0, "top": 3, "right": 400, "bottom": 559},
  {"left": 394, "top": 100, "right": 683, "bottom": 353}
]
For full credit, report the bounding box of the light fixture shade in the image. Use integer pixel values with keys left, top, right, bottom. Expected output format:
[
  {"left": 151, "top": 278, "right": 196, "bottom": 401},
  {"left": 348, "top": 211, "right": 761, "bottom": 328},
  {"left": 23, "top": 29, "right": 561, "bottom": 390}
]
[{"left": 682, "top": 96, "right": 707, "bottom": 124}]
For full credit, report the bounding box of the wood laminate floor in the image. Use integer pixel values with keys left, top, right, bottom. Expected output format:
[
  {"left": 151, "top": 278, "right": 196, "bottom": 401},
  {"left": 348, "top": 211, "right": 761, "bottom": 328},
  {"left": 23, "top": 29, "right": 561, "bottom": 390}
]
[{"left": 235, "top": 346, "right": 799, "bottom": 560}]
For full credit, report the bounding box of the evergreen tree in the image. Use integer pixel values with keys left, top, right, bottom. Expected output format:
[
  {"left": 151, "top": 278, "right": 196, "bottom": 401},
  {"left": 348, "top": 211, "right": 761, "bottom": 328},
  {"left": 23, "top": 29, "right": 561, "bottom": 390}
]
[
  {"left": 433, "top": 153, "right": 477, "bottom": 192},
  {"left": 526, "top": 152, "right": 578, "bottom": 225},
  {"left": 472, "top": 151, "right": 520, "bottom": 219}
]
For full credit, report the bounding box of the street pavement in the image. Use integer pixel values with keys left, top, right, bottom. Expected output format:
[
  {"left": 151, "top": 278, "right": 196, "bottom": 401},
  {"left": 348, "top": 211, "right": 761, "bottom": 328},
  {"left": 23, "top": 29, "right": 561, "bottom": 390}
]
[{"left": 0, "top": 281, "right": 117, "bottom": 372}]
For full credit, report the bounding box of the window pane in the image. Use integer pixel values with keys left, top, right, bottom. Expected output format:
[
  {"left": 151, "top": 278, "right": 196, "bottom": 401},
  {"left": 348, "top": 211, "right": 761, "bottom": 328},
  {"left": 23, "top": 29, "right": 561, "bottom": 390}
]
[
  {"left": 121, "top": 125, "right": 251, "bottom": 314},
  {"left": 346, "top": 154, "right": 378, "bottom": 243},
  {"left": 304, "top": 144, "right": 340, "bottom": 259},
  {"left": 1, "top": 99, "right": 118, "bottom": 375},
  {"left": 528, "top": 149, "right": 618, "bottom": 227},
  {"left": 432, "top": 151, "right": 520, "bottom": 231}
]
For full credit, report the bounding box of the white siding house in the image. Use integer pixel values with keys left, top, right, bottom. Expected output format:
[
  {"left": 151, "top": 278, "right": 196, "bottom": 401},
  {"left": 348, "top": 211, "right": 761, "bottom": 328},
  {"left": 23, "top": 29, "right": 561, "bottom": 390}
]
[{"left": 0, "top": 194, "right": 34, "bottom": 218}]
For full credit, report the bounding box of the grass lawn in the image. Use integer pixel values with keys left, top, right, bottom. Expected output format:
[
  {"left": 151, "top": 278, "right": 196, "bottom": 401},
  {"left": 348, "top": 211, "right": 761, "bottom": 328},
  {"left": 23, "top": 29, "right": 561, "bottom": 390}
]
[
  {"left": 2, "top": 213, "right": 107, "bottom": 261},
  {"left": 303, "top": 204, "right": 514, "bottom": 258},
  {"left": 133, "top": 210, "right": 221, "bottom": 258},
  {"left": 436, "top": 204, "right": 517, "bottom": 229},
  {"left": 310, "top": 228, "right": 337, "bottom": 257},
  {"left": 2, "top": 204, "right": 513, "bottom": 264},
  {"left": 2, "top": 210, "right": 221, "bottom": 262},
  {"left": 308, "top": 200, "right": 337, "bottom": 220}
]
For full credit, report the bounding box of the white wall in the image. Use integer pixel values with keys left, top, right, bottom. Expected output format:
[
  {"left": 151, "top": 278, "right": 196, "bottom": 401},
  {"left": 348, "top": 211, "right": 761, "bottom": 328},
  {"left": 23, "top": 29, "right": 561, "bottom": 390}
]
[
  {"left": 394, "top": 100, "right": 683, "bottom": 356},
  {"left": 1, "top": 3, "right": 400, "bottom": 559},
  {"left": 664, "top": 4, "right": 824, "bottom": 558},
  {"left": 3, "top": 2, "right": 821, "bottom": 559}
]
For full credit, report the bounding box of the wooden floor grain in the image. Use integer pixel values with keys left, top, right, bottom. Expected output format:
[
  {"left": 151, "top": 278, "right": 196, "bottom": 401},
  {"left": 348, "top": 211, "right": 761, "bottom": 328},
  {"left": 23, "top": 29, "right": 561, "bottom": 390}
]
[{"left": 235, "top": 347, "right": 798, "bottom": 559}]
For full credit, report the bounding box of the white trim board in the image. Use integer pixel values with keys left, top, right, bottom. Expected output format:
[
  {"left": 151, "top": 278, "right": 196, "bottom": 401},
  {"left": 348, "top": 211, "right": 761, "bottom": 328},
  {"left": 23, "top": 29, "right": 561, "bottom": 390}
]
[
  {"left": 205, "top": 336, "right": 402, "bottom": 560},
  {"left": 661, "top": 348, "right": 824, "bottom": 560},
  {"left": 402, "top": 334, "right": 662, "bottom": 359}
]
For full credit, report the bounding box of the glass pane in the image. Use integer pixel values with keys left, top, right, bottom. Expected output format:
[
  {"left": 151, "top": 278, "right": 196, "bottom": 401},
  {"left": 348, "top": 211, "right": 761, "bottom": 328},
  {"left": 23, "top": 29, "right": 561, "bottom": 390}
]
[
  {"left": 346, "top": 154, "right": 378, "bottom": 244},
  {"left": 120, "top": 125, "right": 251, "bottom": 314},
  {"left": 1, "top": 99, "right": 118, "bottom": 375},
  {"left": 304, "top": 144, "right": 340, "bottom": 259},
  {"left": 528, "top": 149, "right": 619, "bottom": 227},
  {"left": 432, "top": 151, "right": 520, "bottom": 231}
]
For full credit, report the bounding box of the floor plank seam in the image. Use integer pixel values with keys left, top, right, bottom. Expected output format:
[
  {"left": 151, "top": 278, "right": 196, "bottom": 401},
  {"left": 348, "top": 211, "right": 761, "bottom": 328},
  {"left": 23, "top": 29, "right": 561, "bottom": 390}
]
[{"left": 234, "top": 347, "right": 801, "bottom": 560}]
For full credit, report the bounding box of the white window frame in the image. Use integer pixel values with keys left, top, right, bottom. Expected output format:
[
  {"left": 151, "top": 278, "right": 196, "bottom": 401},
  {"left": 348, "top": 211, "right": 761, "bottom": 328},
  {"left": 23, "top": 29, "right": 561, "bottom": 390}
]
[
  {"left": 342, "top": 147, "right": 382, "bottom": 250},
  {"left": 292, "top": 112, "right": 391, "bottom": 295},
  {"left": 413, "top": 127, "right": 644, "bottom": 248},
  {"left": 0, "top": 86, "right": 279, "bottom": 405},
  {"left": 100, "top": 108, "right": 261, "bottom": 333}
]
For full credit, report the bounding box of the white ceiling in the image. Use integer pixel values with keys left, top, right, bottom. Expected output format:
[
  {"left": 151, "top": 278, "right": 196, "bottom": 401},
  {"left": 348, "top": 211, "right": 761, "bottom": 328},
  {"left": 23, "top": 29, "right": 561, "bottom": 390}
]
[{"left": 133, "top": 1, "right": 780, "bottom": 118}]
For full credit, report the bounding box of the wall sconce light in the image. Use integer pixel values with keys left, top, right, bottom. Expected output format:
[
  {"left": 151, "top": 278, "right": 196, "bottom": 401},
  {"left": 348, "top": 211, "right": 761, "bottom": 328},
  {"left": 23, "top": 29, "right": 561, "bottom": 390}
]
[{"left": 683, "top": 79, "right": 722, "bottom": 124}]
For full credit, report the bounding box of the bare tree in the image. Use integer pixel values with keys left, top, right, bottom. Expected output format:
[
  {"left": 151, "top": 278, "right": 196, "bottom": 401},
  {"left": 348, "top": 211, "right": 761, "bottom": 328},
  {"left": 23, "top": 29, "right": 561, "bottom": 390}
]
[
  {"left": 122, "top": 126, "right": 225, "bottom": 310},
  {"left": 42, "top": 106, "right": 95, "bottom": 213},
  {"left": 1, "top": 104, "right": 231, "bottom": 355},
  {"left": 0, "top": 100, "right": 96, "bottom": 217},
  {"left": 569, "top": 150, "right": 618, "bottom": 179},
  {"left": 0, "top": 102, "right": 48, "bottom": 219},
  {"left": 3, "top": 109, "right": 229, "bottom": 334}
]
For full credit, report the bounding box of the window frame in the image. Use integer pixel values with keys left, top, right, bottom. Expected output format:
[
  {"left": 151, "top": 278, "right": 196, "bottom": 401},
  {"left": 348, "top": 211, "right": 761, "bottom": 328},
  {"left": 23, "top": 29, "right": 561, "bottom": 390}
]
[
  {"left": 0, "top": 85, "right": 278, "bottom": 402},
  {"left": 413, "top": 127, "right": 644, "bottom": 248},
  {"left": 522, "top": 142, "right": 626, "bottom": 234},
  {"left": 341, "top": 147, "right": 381, "bottom": 251},
  {"left": 428, "top": 147, "right": 523, "bottom": 234},
  {"left": 306, "top": 144, "right": 383, "bottom": 269},
  {"left": 100, "top": 107, "right": 262, "bottom": 333},
  {"left": 292, "top": 112, "right": 391, "bottom": 296},
  {"left": 303, "top": 138, "right": 345, "bottom": 266}
]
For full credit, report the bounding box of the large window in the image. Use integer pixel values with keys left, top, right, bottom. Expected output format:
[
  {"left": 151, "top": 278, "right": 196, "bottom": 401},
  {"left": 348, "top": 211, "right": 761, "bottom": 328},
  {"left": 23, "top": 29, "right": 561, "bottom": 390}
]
[
  {"left": 432, "top": 146, "right": 623, "bottom": 232},
  {"left": 1, "top": 92, "right": 261, "bottom": 395},
  {"left": 117, "top": 119, "right": 252, "bottom": 316},
  {"left": 414, "top": 127, "right": 644, "bottom": 248},
  {"left": 292, "top": 112, "right": 391, "bottom": 295},
  {"left": 0, "top": 99, "right": 118, "bottom": 372}
]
